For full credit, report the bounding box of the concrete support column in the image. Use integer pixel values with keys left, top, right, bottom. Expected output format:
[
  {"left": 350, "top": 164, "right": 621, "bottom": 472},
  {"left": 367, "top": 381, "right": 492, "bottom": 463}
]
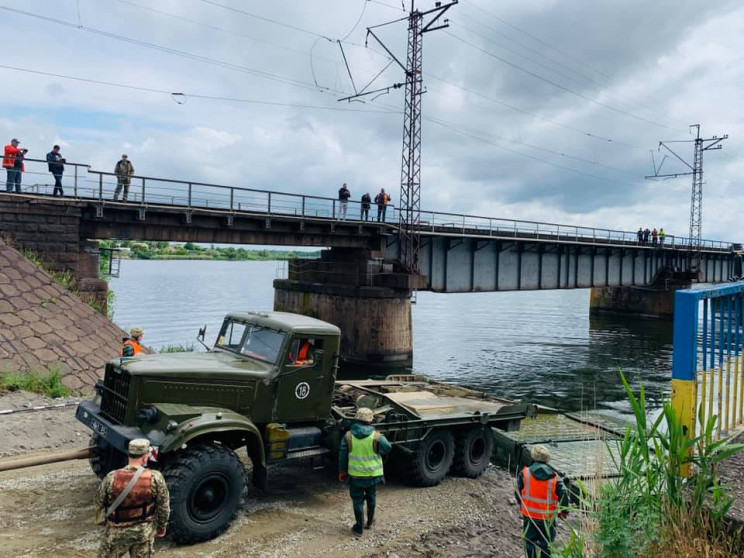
[{"left": 273, "top": 247, "right": 425, "bottom": 367}]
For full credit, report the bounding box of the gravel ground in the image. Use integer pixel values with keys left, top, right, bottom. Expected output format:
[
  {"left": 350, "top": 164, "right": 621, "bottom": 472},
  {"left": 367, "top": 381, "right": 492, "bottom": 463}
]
[
  {"left": 0, "top": 391, "right": 88, "bottom": 457},
  {"left": 718, "top": 432, "right": 744, "bottom": 525}
]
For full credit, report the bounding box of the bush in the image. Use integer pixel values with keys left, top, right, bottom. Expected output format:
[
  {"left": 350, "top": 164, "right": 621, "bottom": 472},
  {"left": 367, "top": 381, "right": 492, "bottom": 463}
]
[
  {"left": 159, "top": 343, "right": 196, "bottom": 353},
  {"left": 0, "top": 365, "right": 72, "bottom": 398}
]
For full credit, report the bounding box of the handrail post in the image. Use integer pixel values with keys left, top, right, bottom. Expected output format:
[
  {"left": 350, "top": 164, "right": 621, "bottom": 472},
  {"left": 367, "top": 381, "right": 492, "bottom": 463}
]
[
  {"left": 98, "top": 174, "right": 103, "bottom": 200},
  {"left": 142, "top": 178, "right": 146, "bottom": 204},
  {"left": 268, "top": 192, "right": 272, "bottom": 214},
  {"left": 74, "top": 165, "right": 78, "bottom": 198},
  {"left": 188, "top": 183, "right": 192, "bottom": 207},
  {"left": 230, "top": 188, "right": 234, "bottom": 211},
  {"left": 332, "top": 199, "right": 336, "bottom": 220},
  {"left": 301, "top": 196, "right": 306, "bottom": 218},
  {"left": 536, "top": 223, "right": 539, "bottom": 238},
  {"left": 431, "top": 212, "right": 435, "bottom": 232}
]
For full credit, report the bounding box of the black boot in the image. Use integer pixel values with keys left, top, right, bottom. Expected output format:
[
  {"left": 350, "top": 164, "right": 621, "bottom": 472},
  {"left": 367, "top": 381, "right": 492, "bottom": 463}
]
[
  {"left": 365, "top": 505, "right": 375, "bottom": 529},
  {"left": 352, "top": 508, "right": 364, "bottom": 535}
]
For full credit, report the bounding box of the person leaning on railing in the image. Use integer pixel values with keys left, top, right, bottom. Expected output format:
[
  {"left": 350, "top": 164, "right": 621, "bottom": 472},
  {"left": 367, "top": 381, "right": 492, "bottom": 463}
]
[
  {"left": 3, "top": 138, "right": 27, "bottom": 193},
  {"left": 114, "top": 154, "right": 135, "bottom": 202}
]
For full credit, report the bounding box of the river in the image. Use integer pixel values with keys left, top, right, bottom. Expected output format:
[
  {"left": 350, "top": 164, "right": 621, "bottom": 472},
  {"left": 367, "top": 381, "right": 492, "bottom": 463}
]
[{"left": 110, "top": 259, "right": 673, "bottom": 413}]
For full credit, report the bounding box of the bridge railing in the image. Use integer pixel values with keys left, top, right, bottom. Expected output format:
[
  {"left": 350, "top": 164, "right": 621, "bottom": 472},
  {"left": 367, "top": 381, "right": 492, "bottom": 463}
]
[
  {"left": 8, "top": 157, "right": 734, "bottom": 251},
  {"left": 672, "top": 282, "right": 744, "bottom": 474}
]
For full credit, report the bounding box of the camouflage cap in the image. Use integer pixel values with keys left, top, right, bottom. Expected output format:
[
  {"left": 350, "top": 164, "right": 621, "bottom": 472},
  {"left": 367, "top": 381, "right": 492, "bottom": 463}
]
[
  {"left": 130, "top": 327, "right": 144, "bottom": 338},
  {"left": 355, "top": 407, "right": 374, "bottom": 424},
  {"left": 128, "top": 438, "right": 151, "bottom": 457},
  {"left": 530, "top": 444, "right": 551, "bottom": 463}
]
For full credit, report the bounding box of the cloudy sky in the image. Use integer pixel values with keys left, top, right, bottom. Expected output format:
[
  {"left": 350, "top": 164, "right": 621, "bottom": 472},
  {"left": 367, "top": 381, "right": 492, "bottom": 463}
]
[{"left": 0, "top": 0, "right": 742, "bottom": 242}]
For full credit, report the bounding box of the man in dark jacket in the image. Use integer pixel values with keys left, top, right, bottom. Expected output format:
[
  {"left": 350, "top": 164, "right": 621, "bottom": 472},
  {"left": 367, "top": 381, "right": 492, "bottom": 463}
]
[
  {"left": 338, "top": 407, "right": 392, "bottom": 535},
  {"left": 517, "top": 445, "right": 569, "bottom": 558},
  {"left": 361, "top": 193, "right": 371, "bottom": 221},
  {"left": 338, "top": 183, "right": 351, "bottom": 220},
  {"left": 374, "top": 188, "right": 391, "bottom": 222},
  {"left": 46, "top": 145, "right": 66, "bottom": 197}
]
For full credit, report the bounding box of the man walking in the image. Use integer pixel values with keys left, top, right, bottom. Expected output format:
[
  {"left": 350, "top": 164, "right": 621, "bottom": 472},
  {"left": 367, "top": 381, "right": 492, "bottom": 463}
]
[
  {"left": 518, "top": 445, "right": 569, "bottom": 558},
  {"left": 46, "top": 145, "right": 66, "bottom": 197},
  {"left": 3, "top": 138, "right": 27, "bottom": 193},
  {"left": 338, "top": 407, "right": 391, "bottom": 535},
  {"left": 361, "top": 192, "right": 371, "bottom": 221},
  {"left": 95, "top": 438, "right": 170, "bottom": 558},
  {"left": 338, "top": 183, "right": 351, "bottom": 220},
  {"left": 374, "top": 188, "right": 390, "bottom": 222},
  {"left": 114, "top": 154, "right": 135, "bottom": 201}
]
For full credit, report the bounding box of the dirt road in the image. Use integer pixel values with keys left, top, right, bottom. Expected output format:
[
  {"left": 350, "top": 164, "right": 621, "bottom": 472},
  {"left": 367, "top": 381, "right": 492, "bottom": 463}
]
[{"left": 0, "top": 451, "right": 526, "bottom": 558}]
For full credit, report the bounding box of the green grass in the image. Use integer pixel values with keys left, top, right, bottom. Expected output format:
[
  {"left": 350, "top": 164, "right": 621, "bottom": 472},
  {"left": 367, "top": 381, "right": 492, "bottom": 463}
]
[
  {"left": 159, "top": 343, "right": 196, "bottom": 353},
  {"left": 0, "top": 365, "right": 72, "bottom": 398}
]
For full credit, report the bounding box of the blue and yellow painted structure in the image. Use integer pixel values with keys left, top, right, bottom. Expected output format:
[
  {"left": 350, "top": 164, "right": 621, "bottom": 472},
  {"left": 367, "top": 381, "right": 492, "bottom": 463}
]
[{"left": 672, "top": 282, "right": 744, "bottom": 475}]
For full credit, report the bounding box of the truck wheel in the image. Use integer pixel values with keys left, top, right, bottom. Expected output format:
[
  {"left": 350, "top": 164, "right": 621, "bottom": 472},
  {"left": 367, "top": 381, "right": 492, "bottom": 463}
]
[
  {"left": 451, "top": 427, "right": 494, "bottom": 478},
  {"left": 408, "top": 429, "right": 455, "bottom": 487},
  {"left": 89, "top": 433, "right": 127, "bottom": 479},
  {"left": 163, "top": 442, "right": 247, "bottom": 544}
]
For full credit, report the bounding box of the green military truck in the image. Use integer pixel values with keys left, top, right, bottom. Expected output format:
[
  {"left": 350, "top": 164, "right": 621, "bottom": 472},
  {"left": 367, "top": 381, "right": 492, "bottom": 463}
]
[{"left": 76, "top": 311, "right": 536, "bottom": 544}]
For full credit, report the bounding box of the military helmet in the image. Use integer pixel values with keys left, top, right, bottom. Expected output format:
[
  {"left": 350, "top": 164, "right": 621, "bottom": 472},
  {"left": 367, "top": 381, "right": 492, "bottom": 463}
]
[
  {"left": 128, "top": 438, "right": 151, "bottom": 457},
  {"left": 130, "top": 326, "right": 144, "bottom": 338},
  {"left": 355, "top": 407, "right": 374, "bottom": 424},
  {"left": 530, "top": 444, "right": 551, "bottom": 463}
]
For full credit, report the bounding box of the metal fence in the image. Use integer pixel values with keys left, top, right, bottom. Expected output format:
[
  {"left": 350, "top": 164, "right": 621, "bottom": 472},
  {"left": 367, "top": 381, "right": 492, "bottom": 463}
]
[
  {"left": 6, "top": 156, "right": 736, "bottom": 251},
  {"left": 672, "top": 283, "right": 744, "bottom": 465}
]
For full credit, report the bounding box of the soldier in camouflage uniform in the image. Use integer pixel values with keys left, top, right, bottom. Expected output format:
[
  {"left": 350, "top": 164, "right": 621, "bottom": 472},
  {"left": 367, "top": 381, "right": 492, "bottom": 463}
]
[{"left": 95, "top": 439, "right": 170, "bottom": 558}]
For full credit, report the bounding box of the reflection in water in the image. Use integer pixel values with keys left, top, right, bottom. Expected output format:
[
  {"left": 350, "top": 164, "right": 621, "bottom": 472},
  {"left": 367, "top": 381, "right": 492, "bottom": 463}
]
[{"left": 112, "top": 260, "right": 674, "bottom": 414}]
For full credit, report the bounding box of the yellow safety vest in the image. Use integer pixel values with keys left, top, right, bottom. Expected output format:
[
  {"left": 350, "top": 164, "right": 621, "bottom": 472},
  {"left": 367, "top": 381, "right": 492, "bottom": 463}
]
[{"left": 347, "top": 431, "right": 384, "bottom": 478}]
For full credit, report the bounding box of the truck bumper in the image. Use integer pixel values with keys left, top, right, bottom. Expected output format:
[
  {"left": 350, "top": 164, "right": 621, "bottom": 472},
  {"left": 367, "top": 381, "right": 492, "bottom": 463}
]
[{"left": 75, "top": 400, "right": 147, "bottom": 455}]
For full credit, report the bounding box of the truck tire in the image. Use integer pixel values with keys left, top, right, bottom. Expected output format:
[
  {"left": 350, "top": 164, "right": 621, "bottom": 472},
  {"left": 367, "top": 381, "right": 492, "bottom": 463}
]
[
  {"left": 451, "top": 427, "right": 493, "bottom": 478},
  {"left": 408, "top": 429, "right": 455, "bottom": 487},
  {"left": 163, "top": 442, "right": 247, "bottom": 544},
  {"left": 89, "top": 433, "right": 127, "bottom": 479}
]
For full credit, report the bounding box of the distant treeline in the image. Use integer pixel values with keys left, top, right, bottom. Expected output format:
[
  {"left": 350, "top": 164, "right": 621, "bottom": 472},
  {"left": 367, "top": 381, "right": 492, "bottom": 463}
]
[{"left": 99, "top": 240, "right": 320, "bottom": 261}]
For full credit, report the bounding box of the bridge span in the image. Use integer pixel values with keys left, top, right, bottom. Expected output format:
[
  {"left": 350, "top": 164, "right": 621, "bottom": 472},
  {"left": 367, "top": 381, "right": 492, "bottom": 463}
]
[{"left": 1, "top": 159, "right": 741, "bottom": 366}]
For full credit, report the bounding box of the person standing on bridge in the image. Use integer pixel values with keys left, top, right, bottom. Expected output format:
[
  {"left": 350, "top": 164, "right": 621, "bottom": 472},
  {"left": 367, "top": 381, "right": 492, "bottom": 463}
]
[
  {"left": 361, "top": 192, "right": 371, "bottom": 221},
  {"left": 637, "top": 227, "right": 644, "bottom": 245},
  {"left": 114, "top": 154, "right": 135, "bottom": 202},
  {"left": 374, "top": 188, "right": 391, "bottom": 222},
  {"left": 643, "top": 228, "right": 650, "bottom": 245},
  {"left": 652, "top": 228, "right": 658, "bottom": 246},
  {"left": 95, "top": 438, "right": 170, "bottom": 558},
  {"left": 517, "top": 444, "right": 569, "bottom": 558},
  {"left": 338, "top": 182, "right": 351, "bottom": 220},
  {"left": 338, "top": 407, "right": 392, "bottom": 536},
  {"left": 46, "top": 145, "right": 66, "bottom": 197},
  {"left": 659, "top": 228, "right": 666, "bottom": 246},
  {"left": 3, "top": 138, "right": 27, "bottom": 193}
]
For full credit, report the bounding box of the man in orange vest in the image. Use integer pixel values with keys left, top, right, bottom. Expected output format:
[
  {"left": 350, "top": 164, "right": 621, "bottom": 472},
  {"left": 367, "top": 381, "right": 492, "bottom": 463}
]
[
  {"left": 3, "top": 138, "right": 27, "bottom": 193},
  {"left": 121, "top": 327, "right": 144, "bottom": 357},
  {"left": 518, "top": 444, "right": 569, "bottom": 558},
  {"left": 94, "top": 438, "right": 170, "bottom": 557}
]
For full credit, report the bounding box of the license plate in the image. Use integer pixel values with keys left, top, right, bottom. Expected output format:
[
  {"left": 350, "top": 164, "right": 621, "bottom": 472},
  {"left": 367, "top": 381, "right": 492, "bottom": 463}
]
[{"left": 91, "top": 420, "right": 108, "bottom": 437}]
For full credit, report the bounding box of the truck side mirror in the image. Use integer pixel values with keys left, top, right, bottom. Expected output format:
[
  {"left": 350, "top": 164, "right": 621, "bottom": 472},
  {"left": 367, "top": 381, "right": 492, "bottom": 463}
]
[
  {"left": 197, "top": 325, "right": 207, "bottom": 341},
  {"left": 313, "top": 349, "right": 324, "bottom": 366}
]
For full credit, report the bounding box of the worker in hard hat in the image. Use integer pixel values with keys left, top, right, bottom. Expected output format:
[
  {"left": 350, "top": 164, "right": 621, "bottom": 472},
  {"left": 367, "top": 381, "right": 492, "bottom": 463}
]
[
  {"left": 338, "top": 407, "right": 392, "bottom": 536},
  {"left": 121, "top": 327, "right": 144, "bottom": 357},
  {"left": 517, "top": 444, "right": 570, "bottom": 558}
]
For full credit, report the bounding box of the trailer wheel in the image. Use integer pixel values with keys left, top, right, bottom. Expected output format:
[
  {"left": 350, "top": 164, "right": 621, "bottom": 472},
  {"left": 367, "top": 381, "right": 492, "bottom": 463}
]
[
  {"left": 89, "top": 433, "right": 127, "bottom": 479},
  {"left": 163, "top": 442, "right": 247, "bottom": 544},
  {"left": 451, "top": 427, "right": 493, "bottom": 478},
  {"left": 408, "top": 429, "right": 455, "bottom": 487}
]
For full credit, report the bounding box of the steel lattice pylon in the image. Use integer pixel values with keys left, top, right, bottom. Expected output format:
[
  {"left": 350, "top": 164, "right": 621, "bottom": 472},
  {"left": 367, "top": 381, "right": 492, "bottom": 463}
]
[
  {"left": 689, "top": 127, "right": 704, "bottom": 270},
  {"left": 399, "top": 10, "right": 424, "bottom": 274}
]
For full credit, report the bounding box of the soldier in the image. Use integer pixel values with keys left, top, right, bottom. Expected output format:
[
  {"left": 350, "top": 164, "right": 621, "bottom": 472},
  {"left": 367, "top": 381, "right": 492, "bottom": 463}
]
[
  {"left": 517, "top": 445, "right": 569, "bottom": 558},
  {"left": 114, "top": 154, "right": 135, "bottom": 202},
  {"left": 338, "top": 407, "right": 392, "bottom": 535},
  {"left": 94, "top": 438, "right": 170, "bottom": 558},
  {"left": 121, "top": 327, "right": 144, "bottom": 357}
]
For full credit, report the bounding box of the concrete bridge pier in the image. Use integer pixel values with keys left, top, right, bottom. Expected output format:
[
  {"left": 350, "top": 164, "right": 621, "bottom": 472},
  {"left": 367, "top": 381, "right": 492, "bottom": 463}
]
[
  {"left": 589, "top": 268, "right": 696, "bottom": 319},
  {"left": 273, "top": 248, "right": 427, "bottom": 367}
]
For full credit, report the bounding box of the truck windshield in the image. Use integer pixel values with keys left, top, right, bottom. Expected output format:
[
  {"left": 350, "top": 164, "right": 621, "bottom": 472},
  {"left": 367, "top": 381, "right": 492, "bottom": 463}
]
[{"left": 215, "top": 320, "right": 286, "bottom": 364}]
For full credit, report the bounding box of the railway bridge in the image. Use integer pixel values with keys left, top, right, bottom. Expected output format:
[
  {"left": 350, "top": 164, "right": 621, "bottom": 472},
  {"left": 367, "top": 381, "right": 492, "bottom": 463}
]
[{"left": 0, "top": 158, "right": 739, "bottom": 366}]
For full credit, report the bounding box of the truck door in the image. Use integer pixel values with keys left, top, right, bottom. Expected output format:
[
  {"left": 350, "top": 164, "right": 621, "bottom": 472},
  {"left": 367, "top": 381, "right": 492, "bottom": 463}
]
[{"left": 274, "top": 338, "right": 328, "bottom": 422}]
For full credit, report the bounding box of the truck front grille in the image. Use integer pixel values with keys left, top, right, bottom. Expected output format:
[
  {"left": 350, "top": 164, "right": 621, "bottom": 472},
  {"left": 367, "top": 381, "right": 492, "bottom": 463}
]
[{"left": 100, "top": 363, "right": 130, "bottom": 424}]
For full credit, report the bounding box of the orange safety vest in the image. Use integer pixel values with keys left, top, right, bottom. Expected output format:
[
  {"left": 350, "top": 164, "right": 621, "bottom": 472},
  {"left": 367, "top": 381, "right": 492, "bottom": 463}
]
[
  {"left": 520, "top": 467, "right": 559, "bottom": 521},
  {"left": 297, "top": 341, "right": 310, "bottom": 362},
  {"left": 2, "top": 145, "right": 24, "bottom": 171},
  {"left": 120, "top": 338, "right": 142, "bottom": 357},
  {"left": 107, "top": 468, "right": 156, "bottom": 526}
]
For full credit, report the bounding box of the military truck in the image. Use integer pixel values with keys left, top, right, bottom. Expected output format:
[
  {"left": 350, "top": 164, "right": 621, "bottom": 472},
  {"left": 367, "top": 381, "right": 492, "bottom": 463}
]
[{"left": 76, "top": 311, "right": 536, "bottom": 544}]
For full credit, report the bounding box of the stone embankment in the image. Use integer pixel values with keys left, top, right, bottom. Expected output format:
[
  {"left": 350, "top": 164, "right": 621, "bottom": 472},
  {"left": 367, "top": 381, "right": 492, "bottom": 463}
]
[{"left": 0, "top": 238, "right": 125, "bottom": 390}]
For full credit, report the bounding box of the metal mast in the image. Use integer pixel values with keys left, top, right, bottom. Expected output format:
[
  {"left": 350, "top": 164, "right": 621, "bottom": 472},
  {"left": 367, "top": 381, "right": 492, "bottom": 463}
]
[
  {"left": 339, "top": 0, "right": 457, "bottom": 274},
  {"left": 645, "top": 124, "right": 727, "bottom": 273}
]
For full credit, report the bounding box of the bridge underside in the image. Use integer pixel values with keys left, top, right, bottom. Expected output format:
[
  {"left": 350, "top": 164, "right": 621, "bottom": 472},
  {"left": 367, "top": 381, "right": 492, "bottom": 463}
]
[{"left": 385, "top": 236, "right": 733, "bottom": 292}]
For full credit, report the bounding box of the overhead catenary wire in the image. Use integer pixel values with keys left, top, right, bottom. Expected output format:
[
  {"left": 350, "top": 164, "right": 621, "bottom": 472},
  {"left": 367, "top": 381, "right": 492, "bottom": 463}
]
[
  {"left": 0, "top": 63, "right": 400, "bottom": 114},
  {"left": 446, "top": 30, "right": 680, "bottom": 132}
]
